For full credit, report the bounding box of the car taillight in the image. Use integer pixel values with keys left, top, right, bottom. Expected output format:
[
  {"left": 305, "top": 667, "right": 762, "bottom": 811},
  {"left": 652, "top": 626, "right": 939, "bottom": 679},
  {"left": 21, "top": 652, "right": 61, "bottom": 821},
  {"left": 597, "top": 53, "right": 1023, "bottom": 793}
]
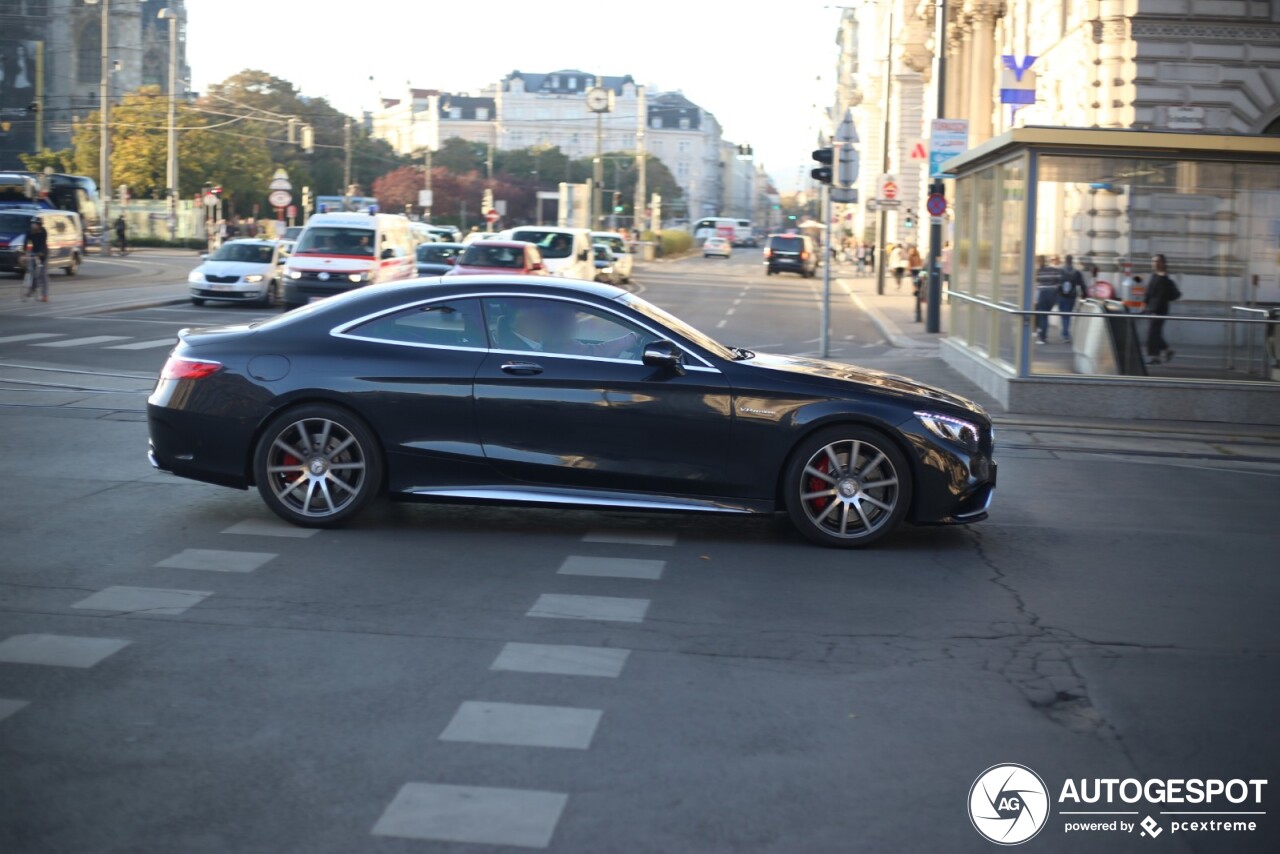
[
  {"left": 160, "top": 356, "right": 222, "bottom": 380},
  {"left": 801, "top": 251, "right": 809, "bottom": 260}
]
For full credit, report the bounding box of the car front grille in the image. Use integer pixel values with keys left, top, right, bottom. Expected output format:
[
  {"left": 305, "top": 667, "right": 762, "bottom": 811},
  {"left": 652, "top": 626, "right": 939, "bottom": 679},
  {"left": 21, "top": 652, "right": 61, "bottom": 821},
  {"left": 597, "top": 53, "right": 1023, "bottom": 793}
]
[{"left": 204, "top": 274, "right": 240, "bottom": 284}]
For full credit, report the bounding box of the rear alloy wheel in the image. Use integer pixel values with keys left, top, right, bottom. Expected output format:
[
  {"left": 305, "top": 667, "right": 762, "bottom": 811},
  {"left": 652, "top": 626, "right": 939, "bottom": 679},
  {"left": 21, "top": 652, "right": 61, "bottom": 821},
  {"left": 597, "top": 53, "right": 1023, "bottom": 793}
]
[
  {"left": 253, "top": 405, "right": 382, "bottom": 527},
  {"left": 783, "top": 426, "right": 911, "bottom": 548}
]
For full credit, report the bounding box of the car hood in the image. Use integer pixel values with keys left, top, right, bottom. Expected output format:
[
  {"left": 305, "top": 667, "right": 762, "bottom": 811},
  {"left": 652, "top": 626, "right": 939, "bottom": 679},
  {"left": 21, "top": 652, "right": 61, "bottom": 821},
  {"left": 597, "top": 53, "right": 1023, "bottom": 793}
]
[
  {"left": 195, "top": 260, "right": 274, "bottom": 277},
  {"left": 742, "top": 352, "right": 986, "bottom": 417},
  {"left": 286, "top": 255, "right": 374, "bottom": 272}
]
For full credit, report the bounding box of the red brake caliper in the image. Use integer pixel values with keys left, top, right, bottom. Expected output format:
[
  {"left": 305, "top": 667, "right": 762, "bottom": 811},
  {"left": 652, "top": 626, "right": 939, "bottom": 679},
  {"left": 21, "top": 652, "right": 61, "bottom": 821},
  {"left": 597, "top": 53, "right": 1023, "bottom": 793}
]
[{"left": 807, "top": 457, "right": 830, "bottom": 511}]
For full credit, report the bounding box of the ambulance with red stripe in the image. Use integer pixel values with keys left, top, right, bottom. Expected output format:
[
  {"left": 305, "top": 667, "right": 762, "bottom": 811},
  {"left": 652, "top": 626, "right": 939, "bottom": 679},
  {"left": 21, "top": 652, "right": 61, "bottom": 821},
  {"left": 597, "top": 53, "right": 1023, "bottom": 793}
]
[{"left": 281, "top": 212, "right": 416, "bottom": 309}]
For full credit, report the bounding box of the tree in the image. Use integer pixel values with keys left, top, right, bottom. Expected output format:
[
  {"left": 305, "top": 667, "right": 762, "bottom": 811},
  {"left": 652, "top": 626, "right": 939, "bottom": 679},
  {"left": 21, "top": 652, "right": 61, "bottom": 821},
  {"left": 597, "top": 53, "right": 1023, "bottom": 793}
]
[
  {"left": 69, "top": 85, "right": 272, "bottom": 211},
  {"left": 433, "top": 137, "right": 487, "bottom": 175},
  {"left": 372, "top": 166, "right": 423, "bottom": 214},
  {"left": 19, "top": 148, "right": 75, "bottom": 174}
]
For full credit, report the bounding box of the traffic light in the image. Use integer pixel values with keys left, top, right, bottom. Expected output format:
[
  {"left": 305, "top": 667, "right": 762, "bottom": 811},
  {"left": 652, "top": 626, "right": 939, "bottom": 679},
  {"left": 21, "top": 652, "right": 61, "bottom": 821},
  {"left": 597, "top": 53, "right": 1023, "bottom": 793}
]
[
  {"left": 612, "top": 191, "right": 622, "bottom": 213},
  {"left": 904, "top": 208, "right": 915, "bottom": 229},
  {"left": 27, "top": 101, "right": 39, "bottom": 114},
  {"left": 811, "top": 148, "right": 833, "bottom": 185}
]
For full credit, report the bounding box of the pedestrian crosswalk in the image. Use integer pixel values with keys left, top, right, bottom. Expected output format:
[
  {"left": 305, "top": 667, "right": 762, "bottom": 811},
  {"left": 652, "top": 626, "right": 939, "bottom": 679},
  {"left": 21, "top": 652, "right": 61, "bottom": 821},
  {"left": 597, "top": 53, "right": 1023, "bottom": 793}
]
[{"left": 0, "top": 331, "right": 176, "bottom": 353}]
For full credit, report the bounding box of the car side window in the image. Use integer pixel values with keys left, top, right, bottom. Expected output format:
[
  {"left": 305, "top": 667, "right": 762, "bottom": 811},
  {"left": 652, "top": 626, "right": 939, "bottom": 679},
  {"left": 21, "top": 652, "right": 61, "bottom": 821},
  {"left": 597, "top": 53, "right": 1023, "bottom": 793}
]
[
  {"left": 345, "top": 299, "right": 485, "bottom": 349},
  {"left": 483, "top": 296, "right": 656, "bottom": 361}
]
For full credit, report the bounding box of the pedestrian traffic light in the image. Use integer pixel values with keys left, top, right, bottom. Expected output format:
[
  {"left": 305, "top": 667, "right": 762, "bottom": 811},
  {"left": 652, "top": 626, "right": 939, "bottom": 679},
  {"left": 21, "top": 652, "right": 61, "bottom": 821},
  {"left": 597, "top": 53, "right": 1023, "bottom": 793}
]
[
  {"left": 612, "top": 191, "right": 622, "bottom": 212},
  {"left": 904, "top": 208, "right": 915, "bottom": 229},
  {"left": 811, "top": 148, "right": 834, "bottom": 185}
]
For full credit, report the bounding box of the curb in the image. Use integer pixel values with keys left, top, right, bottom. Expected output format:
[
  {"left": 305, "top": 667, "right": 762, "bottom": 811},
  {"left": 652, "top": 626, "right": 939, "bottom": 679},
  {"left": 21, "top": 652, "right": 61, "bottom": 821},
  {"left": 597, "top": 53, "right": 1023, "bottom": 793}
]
[{"left": 846, "top": 290, "right": 935, "bottom": 350}]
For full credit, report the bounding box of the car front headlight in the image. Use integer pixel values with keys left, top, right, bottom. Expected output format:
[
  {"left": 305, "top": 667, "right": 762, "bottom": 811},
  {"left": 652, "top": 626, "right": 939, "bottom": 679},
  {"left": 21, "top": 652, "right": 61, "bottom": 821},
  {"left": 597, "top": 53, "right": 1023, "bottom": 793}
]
[
  {"left": 288, "top": 270, "right": 302, "bottom": 280},
  {"left": 915, "top": 411, "right": 981, "bottom": 452},
  {"left": 348, "top": 272, "right": 369, "bottom": 283},
  {"left": 187, "top": 270, "right": 204, "bottom": 283},
  {"left": 243, "top": 274, "right": 264, "bottom": 283}
]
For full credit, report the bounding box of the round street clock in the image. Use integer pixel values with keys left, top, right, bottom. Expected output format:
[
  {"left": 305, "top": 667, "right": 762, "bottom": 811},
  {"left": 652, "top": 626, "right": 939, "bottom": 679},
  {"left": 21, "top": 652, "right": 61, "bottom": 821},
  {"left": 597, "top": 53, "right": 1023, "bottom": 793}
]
[{"left": 586, "top": 87, "right": 611, "bottom": 113}]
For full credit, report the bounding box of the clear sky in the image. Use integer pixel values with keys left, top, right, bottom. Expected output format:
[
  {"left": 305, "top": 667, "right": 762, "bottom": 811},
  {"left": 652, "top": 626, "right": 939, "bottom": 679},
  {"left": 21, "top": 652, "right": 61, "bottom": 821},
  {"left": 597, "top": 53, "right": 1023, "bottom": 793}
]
[{"left": 186, "top": 0, "right": 840, "bottom": 192}]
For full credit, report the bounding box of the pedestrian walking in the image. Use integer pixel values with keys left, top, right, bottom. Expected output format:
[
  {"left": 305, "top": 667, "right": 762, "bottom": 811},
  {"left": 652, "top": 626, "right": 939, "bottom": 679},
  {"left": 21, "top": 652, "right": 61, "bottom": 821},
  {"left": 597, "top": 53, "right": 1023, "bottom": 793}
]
[
  {"left": 1142, "top": 254, "right": 1181, "bottom": 364},
  {"left": 907, "top": 244, "right": 924, "bottom": 291},
  {"left": 888, "top": 243, "right": 906, "bottom": 290},
  {"left": 113, "top": 214, "right": 128, "bottom": 255},
  {"left": 22, "top": 218, "right": 50, "bottom": 302},
  {"left": 1034, "top": 255, "right": 1064, "bottom": 344},
  {"left": 855, "top": 242, "right": 867, "bottom": 275},
  {"left": 1057, "top": 254, "right": 1088, "bottom": 342}
]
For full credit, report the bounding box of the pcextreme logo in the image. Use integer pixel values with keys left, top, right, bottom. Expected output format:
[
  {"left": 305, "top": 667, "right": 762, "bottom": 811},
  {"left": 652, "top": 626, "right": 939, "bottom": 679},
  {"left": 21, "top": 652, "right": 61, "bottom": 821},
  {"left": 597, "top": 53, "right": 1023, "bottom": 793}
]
[
  {"left": 968, "top": 765, "right": 1268, "bottom": 845},
  {"left": 969, "top": 764, "right": 1050, "bottom": 845}
]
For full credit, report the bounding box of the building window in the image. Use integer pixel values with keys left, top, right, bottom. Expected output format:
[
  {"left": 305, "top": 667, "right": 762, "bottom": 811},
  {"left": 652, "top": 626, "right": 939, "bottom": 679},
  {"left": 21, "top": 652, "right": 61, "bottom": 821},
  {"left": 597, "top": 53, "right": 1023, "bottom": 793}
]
[
  {"left": 679, "top": 118, "right": 690, "bottom": 129},
  {"left": 536, "top": 108, "right": 550, "bottom": 120},
  {"left": 678, "top": 140, "right": 690, "bottom": 154},
  {"left": 568, "top": 77, "right": 578, "bottom": 90},
  {"left": 651, "top": 118, "right": 661, "bottom": 129},
  {"left": 677, "top": 162, "right": 690, "bottom": 179},
  {"left": 551, "top": 75, "right": 560, "bottom": 89},
  {"left": 651, "top": 140, "right": 663, "bottom": 153},
  {"left": 77, "top": 19, "right": 100, "bottom": 84},
  {"left": 449, "top": 107, "right": 462, "bottom": 119},
  {"left": 476, "top": 107, "right": 489, "bottom": 120}
]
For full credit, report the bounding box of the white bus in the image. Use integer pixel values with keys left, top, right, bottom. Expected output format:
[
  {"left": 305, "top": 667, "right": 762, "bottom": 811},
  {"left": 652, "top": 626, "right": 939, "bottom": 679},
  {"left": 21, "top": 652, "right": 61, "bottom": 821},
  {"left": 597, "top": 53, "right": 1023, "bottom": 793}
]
[{"left": 693, "top": 217, "right": 757, "bottom": 247}]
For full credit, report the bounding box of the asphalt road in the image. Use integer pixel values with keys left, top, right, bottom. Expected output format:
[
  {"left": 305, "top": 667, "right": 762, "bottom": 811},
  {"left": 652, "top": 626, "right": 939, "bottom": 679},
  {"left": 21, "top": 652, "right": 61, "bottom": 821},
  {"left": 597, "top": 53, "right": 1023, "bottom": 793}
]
[{"left": 1, "top": 253, "right": 1278, "bottom": 853}]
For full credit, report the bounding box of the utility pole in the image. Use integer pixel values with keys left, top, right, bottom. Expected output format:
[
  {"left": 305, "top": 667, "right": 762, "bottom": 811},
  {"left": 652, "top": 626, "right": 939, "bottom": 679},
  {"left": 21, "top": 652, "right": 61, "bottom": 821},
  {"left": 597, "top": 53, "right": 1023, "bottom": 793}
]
[
  {"left": 925, "top": 0, "right": 949, "bottom": 334},
  {"left": 89, "top": 0, "right": 112, "bottom": 255},
  {"left": 875, "top": 1, "right": 896, "bottom": 295},
  {"left": 159, "top": 7, "right": 179, "bottom": 242},
  {"left": 342, "top": 117, "right": 352, "bottom": 200},
  {"left": 634, "top": 85, "right": 646, "bottom": 235}
]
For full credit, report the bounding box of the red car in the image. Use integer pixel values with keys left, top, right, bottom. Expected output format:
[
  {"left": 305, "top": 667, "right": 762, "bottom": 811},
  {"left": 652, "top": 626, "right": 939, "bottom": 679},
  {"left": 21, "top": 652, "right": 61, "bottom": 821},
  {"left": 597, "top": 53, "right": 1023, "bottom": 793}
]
[{"left": 446, "top": 240, "right": 548, "bottom": 276}]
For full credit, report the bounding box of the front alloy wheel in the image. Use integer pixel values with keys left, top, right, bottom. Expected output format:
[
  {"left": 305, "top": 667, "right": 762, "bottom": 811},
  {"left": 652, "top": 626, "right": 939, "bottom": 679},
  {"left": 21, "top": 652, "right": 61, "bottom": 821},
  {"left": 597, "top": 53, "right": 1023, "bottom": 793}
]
[
  {"left": 253, "top": 405, "right": 382, "bottom": 527},
  {"left": 784, "top": 426, "right": 911, "bottom": 547}
]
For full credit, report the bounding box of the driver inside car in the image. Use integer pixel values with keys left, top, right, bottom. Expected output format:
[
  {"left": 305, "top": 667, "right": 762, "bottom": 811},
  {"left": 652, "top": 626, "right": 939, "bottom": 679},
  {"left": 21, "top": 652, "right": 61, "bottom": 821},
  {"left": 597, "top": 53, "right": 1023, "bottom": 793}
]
[{"left": 506, "top": 304, "right": 640, "bottom": 358}]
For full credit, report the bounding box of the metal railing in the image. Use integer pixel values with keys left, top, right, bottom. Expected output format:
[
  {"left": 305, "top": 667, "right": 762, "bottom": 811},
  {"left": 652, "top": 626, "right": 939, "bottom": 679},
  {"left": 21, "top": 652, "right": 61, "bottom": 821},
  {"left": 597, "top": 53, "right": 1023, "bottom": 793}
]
[{"left": 947, "top": 292, "right": 1279, "bottom": 381}]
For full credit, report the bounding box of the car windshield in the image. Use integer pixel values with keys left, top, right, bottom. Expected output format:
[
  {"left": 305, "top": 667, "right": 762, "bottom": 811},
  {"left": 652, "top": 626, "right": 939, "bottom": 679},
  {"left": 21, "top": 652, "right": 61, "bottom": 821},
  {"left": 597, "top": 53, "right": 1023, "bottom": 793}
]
[
  {"left": 418, "top": 245, "right": 461, "bottom": 262},
  {"left": 594, "top": 235, "right": 627, "bottom": 254},
  {"left": 511, "top": 230, "right": 574, "bottom": 259},
  {"left": 284, "top": 227, "right": 303, "bottom": 240},
  {"left": 211, "top": 243, "right": 274, "bottom": 264},
  {"left": 770, "top": 237, "right": 803, "bottom": 252},
  {"left": 617, "top": 293, "right": 735, "bottom": 361},
  {"left": 0, "top": 213, "right": 33, "bottom": 233},
  {"left": 593, "top": 245, "right": 612, "bottom": 261},
  {"left": 294, "top": 227, "right": 376, "bottom": 256},
  {"left": 461, "top": 244, "right": 525, "bottom": 268}
]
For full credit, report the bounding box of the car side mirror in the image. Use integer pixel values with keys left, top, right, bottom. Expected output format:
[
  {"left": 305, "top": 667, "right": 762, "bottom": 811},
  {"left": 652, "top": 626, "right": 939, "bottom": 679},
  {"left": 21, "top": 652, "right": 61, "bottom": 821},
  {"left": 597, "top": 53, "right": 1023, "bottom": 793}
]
[
  {"left": 578, "top": 250, "right": 589, "bottom": 261},
  {"left": 642, "top": 340, "right": 685, "bottom": 375},
  {"left": 530, "top": 262, "right": 543, "bottom": 271},
  {"left": 381, "top": 248, "right": 395, "bottom": 260}
]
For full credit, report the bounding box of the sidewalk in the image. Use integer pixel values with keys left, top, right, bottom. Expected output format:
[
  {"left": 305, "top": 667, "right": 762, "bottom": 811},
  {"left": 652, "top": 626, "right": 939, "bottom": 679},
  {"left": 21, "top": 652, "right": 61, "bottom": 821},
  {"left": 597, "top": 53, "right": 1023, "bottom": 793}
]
[
  {"left": 831, "top": 263, "right": 1280, "bottom": 442},
  {"left": 3, "top": 248, "right": 197, "bottom": 316}
]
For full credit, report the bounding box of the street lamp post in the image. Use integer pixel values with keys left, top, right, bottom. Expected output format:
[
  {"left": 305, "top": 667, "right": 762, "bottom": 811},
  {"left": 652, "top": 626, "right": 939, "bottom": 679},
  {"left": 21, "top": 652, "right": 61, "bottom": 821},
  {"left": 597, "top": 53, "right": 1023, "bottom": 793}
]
[
  {"left": 924, "top": 0, "right": 948, "bottom": 334},
  {"left": 158, "top": 8, "right": 179, "bottom": 242},
  {"left": 85, "top": 0, "right": 111, "bottom": 254}
]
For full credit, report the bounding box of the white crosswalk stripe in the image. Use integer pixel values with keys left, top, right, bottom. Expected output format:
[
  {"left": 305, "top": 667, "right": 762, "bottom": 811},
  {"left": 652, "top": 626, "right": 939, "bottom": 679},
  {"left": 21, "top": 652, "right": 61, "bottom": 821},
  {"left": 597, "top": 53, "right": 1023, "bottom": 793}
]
[
  {"left": 105, "top": 338, "right": 176, "bottom": 350},
  {"left": 0, "top": 333, "right": 63, "bottom": 344},
  {"left": 34, "top": 335, "right": 131, "bottom": 348}
]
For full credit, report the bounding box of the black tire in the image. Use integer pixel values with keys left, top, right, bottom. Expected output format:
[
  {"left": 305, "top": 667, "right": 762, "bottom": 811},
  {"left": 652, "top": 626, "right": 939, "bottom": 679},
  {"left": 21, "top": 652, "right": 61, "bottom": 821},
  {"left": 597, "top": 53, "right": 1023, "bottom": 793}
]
[
  {"left": 190, "top": 297, "right": 205, "bottom": 306},
  {"left": 253, "top": 404, "right": 383, "bottom": 528},
  {"left": 260, "top": 279, "right": 278, "bottom": 308},
  {"left": 65, "top": 253, "right": 80, "bottom": 276},
  {"left": 782, "top": 425, "right": 912, "bottom": 548}
]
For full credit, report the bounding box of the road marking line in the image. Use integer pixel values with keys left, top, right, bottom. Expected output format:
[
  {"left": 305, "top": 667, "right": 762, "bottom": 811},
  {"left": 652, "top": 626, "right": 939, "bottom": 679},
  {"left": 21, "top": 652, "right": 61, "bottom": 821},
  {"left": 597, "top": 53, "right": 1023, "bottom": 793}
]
[
  {"left": 372, "top": 782, "right": 567, "bottom": 847},
  {"left": 490, "top": 642, "right": 630, "bottom": 678},
  {"left": 155, "top": 548, "right": 277, "bottom": 573},
  {"left": 105, "top": 338, "right": 176, "bottom": 350},
  {"left": 0, "top": 333, "right": 62, "bottom": 344},
  {"left": 558, "top": 555, "right": 665, "bottom": 580},
  {"left": 527, "top": 593, "right": 649, "bottom": 623},
  {"left": 716, "top": 319, "right": 727, "bottom": 328},
  {"left": 440, "top": 700, "right": 602, "bottom": 750},
  {"left": 71, "top": 585, "right": 213, "bottom": 617},
  {"left": 34, "top": 335, "right": 131, "bottom": 348},
  {"left": 583, "top": 530, "right": 677, "bottom": 546},
  {"left": 0, "top": 634, "right": 130, "bottom": 668},
  {"left": 733, "top": 298, "right": 742, "bottom": 305},
  {"left": 726, "top": 308, "right": 736, "bottom": 316},
  {"left": 0, "top": 698, "right": 30, "bottom": 723},
  {"left": 222, "top": 518, "right": 320, "bottom": 538}
]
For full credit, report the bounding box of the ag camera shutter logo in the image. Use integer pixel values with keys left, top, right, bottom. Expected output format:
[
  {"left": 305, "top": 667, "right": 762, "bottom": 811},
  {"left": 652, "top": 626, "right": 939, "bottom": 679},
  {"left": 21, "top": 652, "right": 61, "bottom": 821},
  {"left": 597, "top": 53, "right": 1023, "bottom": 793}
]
[{"left": 969, "top": 764, "right": 1050, "bottom": 845}]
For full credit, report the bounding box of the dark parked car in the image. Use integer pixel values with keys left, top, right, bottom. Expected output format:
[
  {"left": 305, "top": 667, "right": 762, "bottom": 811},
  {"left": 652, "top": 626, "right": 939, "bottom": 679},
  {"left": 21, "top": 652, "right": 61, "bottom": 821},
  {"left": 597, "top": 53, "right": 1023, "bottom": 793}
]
[
  {"left": 147, "top": 277, "right": 995, "bottom": 547},
  {"left": 765, "top": 233, "right": 817, "bottom": 277},
  {"left": 415, "top": 242, "right": 465, "bottom": 276}
]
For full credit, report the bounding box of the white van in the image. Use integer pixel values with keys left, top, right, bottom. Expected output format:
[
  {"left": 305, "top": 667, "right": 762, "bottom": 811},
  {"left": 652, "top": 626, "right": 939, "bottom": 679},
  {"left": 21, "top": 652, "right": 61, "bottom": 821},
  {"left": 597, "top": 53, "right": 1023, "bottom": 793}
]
[
  {"left": 282, "top": 212, "right": 416, "bottom": 308},
  {"left": 591, "top": 231, "right": 633, "bottom": 283},
  {"left": 693, "top": 217, "right": 755, "bottom": 247},
  {"left": 503, "top": 226, "right": 595, "bottom": 280}
]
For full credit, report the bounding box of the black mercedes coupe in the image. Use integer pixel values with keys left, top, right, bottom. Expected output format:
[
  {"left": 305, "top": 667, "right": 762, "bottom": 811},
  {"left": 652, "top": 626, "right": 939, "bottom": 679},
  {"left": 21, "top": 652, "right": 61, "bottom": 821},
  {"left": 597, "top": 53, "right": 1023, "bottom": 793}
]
[{"left": 147, "top": 277, "right": 996, "bottom": 547}]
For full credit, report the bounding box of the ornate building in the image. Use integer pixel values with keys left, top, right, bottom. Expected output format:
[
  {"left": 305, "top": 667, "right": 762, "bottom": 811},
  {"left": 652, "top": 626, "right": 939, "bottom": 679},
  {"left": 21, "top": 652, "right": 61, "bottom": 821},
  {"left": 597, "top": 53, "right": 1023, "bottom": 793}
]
[{"left": 1, "top": 0, "right": 189, "bottom": 168}]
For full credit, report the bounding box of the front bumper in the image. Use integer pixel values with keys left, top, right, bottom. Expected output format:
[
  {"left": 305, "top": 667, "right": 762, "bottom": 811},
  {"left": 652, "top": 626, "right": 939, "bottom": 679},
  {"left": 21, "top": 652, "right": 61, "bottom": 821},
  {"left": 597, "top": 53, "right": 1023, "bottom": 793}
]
[
  {"left": 897, "top": 420, "right": 997, "bottom": 525},
  {"left": 190, "top": 284, "right": 268, "bottom": 302}
]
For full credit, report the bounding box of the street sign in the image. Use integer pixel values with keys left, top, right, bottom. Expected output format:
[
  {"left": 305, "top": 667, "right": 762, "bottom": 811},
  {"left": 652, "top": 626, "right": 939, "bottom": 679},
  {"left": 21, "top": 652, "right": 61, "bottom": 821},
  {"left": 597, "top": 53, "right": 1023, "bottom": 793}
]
[
  {"left": 484, "top": 209, "right": 500, "bottom": 224},
  {"left": 269, "top": 168, "right": 292, "bottom": 192},
  {"left": 418, "top": 189, "right": 433, "bottom": 208},
  {"left": 926, "top": 193, "right": 947, "bottom": 217},
  {"left": 929, "top": 119, "right": 969, "bottom": 179},
  {"left": 1000, "top": 56, "right": 1037, "bottom": 105},
  {"left": 875, "top": 174, "right": 900, "bottom": 205},
  {"left": 268, "top": 189, "right": 292, "bottom": 208}
]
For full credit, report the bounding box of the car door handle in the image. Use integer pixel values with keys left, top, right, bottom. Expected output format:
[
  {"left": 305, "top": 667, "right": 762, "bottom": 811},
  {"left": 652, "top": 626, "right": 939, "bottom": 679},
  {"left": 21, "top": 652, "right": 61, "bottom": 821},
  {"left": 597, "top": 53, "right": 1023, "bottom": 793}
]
[{"left": 500, "top": 361, "right": 543, "bottom": 375}]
